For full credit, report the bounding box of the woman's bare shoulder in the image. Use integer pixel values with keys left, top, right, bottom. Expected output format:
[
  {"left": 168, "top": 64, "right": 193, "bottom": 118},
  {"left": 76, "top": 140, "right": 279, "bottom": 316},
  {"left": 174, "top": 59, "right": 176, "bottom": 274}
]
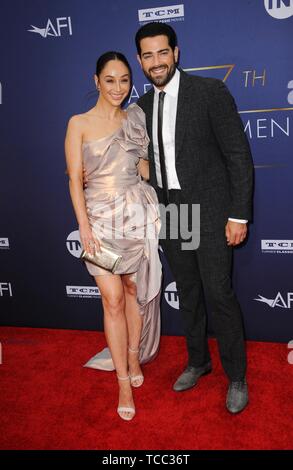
[
  {"left": 68, "top": 111, "right": 90, "bottom": 124},
  {"left": 67, "top": 110, "right": 95, "bottom": 133}
]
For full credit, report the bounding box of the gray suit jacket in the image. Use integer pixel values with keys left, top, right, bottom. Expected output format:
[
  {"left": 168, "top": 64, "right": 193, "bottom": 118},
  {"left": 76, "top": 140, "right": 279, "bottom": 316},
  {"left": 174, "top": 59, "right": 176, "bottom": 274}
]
[{"left": 137, "top": 70, "right": 254, "bottom": 231}]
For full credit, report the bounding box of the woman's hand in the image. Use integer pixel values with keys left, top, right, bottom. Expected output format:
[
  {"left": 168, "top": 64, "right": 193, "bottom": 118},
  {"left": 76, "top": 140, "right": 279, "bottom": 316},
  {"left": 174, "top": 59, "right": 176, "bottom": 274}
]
[
  {"left": 138, "top": 159, "right": 149, "bottom": 181},
  {"left": 79, "top": 224, "right": 100, "bottom": 255}
]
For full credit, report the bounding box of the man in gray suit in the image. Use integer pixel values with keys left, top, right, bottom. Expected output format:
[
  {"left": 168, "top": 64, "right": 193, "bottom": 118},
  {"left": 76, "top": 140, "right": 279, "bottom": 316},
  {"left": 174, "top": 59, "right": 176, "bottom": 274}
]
[{"left": 135, "top": 22, "right": 254, "bottom": 414}]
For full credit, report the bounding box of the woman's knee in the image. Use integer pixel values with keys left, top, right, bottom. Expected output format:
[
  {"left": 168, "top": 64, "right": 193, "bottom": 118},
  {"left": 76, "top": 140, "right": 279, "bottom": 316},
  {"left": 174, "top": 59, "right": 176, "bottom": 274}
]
[
  {"left": 103, "top": 293, "right": 125, "bottom": 318},
  {"left": 122, "top": 277, "right": 137, "bottom": 297}
]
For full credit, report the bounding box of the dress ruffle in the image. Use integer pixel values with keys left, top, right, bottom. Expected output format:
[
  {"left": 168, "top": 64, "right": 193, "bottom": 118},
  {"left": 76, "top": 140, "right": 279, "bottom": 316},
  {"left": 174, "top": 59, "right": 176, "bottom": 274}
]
[{"left": 115, "top": 103, "right": 150, "bottom": 160}]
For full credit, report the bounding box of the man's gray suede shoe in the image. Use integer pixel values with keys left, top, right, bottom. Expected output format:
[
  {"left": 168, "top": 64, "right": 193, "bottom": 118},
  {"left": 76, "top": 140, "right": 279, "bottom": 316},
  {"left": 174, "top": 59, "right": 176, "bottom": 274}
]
[
  {"left": 173, "top": 363, "right": 212, "bottom": 392},
  {"left": 226, "top": 379, "right": 249, "bottom": 414}
]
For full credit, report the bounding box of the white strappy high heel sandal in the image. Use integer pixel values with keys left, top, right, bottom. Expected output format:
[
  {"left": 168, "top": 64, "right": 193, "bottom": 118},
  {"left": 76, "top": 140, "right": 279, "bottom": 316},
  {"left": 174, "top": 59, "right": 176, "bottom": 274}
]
[{"left": 117, "top": 375, "right": 136, "bottom": 421}]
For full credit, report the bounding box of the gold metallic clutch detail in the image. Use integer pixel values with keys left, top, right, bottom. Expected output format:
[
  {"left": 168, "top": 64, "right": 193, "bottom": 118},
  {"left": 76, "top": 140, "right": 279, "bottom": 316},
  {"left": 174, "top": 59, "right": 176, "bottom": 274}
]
[{"left": 80, "top": 245, "right": 122, "bottom": 273}]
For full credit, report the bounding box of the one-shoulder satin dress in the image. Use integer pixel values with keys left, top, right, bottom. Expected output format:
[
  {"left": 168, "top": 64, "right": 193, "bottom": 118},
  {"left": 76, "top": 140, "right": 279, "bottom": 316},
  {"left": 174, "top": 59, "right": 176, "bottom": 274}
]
[{"left": 81, "top": 103, "right": 162, "bottom": 371}]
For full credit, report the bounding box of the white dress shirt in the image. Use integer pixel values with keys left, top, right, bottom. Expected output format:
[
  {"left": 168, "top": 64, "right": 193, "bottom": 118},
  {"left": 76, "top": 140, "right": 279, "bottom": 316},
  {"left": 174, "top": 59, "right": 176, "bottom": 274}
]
[
  {"left": 152, "top": 68, "right": 181, "bottom": 189},
  {"left": 152, "top": 68, "right": 247, "bottom": 224}
]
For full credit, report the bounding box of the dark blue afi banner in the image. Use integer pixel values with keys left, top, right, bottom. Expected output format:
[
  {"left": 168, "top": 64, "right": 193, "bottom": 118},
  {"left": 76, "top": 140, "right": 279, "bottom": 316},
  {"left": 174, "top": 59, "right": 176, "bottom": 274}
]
[{"left": 0, "top": 1, "right": 293, "bottom": 342}]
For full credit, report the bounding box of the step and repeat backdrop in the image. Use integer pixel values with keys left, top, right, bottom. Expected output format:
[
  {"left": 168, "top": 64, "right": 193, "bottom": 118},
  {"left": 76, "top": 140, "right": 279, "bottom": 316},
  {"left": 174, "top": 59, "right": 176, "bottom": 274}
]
[{"left": 1, "top": 1, "right": 293, "bottom": 342}]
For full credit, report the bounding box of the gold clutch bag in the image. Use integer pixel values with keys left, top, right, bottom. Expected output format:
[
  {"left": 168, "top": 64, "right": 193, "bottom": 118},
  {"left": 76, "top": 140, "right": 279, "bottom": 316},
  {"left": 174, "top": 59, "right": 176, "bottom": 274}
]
[{"left": 80, "top": 245, "right": 122, "bottom": 273}]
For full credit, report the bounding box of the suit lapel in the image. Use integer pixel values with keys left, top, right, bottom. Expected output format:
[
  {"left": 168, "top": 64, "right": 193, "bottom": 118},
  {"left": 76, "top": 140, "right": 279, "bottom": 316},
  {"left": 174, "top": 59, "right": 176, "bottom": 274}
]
[
  {"left": 142, "top": 89, "right": 158, "bottom": 187},
  {"left": 175, "top": 70, "right": 192, "bottom": 160},
  {"left": 144, "top": 89, "right": 154, "bottom": 157}
]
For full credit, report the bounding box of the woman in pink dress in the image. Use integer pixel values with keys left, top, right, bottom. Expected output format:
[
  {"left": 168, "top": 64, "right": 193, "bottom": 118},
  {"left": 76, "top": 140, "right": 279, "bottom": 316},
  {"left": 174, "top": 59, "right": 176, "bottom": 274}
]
[{"left": 65, "top": 52, "right": 161, "bottom": 421}]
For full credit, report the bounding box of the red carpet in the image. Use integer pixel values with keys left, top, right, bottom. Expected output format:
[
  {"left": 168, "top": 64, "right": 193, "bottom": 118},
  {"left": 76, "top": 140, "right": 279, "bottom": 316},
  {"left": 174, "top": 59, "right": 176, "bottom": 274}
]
[{"left": 0, "top": 327, "right": 292, "bottom": 450}]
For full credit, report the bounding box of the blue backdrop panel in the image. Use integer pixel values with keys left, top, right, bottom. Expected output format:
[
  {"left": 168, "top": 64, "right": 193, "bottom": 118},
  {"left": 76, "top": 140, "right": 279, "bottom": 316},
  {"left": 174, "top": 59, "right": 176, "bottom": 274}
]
[{"left": 1, "top": 1, "right": 293, "bottom": 342}]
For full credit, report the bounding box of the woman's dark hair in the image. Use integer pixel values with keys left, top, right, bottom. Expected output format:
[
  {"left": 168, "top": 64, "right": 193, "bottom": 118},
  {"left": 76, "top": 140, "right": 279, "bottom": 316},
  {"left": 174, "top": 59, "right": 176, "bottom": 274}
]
[
  {"left": 95, "top": 51, "right": 132, "bottom": 84},
  {"left": 135, "top": 22, "right": 177, "bottom": 56}
]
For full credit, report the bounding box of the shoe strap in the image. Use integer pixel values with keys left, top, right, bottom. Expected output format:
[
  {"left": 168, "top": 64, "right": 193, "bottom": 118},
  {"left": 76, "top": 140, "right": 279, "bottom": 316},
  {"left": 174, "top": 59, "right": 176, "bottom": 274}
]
[
  {"left": 117, "top": 375, "right": 130, "bottom": 381},
  {"left": 128, "top": 347, "right": 139, "bottom": 353},
  {"left": 117, "top": 406, "right": 135, "bottom": 413}
]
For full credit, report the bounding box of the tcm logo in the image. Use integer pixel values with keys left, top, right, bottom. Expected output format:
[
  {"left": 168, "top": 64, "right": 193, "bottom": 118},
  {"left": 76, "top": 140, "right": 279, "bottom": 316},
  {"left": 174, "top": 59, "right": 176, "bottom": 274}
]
[
  {"left": 138, "top": 4, "right": 184, "bottom": 23},
  {"left": 0, "top": 238, "right": 9, "bottom": 249},
  {"left": 164, "top": 281, "right": 179, "bottom": 309},
  {"left": 254, "top": 292, "right": 293, "bottom": 309},
  {"left": 261, "top": 240, "right": 293, "bottom": 254},
  {"left": 0, "top": 282, "right": 13, "bottom": 297},
  {"left": 264, "top": 0, "right": 293, "bottom": 19},
  {"left": 66, "top": 230, "right": 82, "bottom": 258},
  {"left": 28, "top": 17, "right": 72, "bottom": 38},
  {"left": 66, "top": 286, "right": 101, "bottom": 298}
]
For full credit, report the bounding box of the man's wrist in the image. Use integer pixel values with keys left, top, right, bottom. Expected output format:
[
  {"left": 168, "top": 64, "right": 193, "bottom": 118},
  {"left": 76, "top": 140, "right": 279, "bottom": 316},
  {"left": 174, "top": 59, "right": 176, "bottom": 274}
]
[{"left": 228, "top": 218, "right": 248, "bottom": 224}]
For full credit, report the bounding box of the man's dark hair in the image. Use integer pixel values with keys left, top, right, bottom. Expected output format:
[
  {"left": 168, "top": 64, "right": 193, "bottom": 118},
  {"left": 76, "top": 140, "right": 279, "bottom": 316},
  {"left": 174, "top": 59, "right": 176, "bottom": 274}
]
[{"left": 135, "top": 22, "right": 177, "bottom": 56}]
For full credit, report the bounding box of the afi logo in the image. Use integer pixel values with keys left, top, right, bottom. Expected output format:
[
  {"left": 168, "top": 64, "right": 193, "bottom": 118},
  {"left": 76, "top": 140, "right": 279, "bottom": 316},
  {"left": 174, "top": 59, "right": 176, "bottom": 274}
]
[
  {"left": 0, "top": 282, "right": 13, "bottom": 297},
  {"left": 264, "top": 0, "right": 293, "bottom": 19},
  {"left": 28, "top": 17, "right": 72, "bottom": 38},
  {"left": 254, "top": 292, "right": 293, "bottom": 308},
  {"left": 164, "top": 281, "right": 179, "bottom": 309},
  {"left": 66, "top": 230, "right": 82, "bottom": 258}
]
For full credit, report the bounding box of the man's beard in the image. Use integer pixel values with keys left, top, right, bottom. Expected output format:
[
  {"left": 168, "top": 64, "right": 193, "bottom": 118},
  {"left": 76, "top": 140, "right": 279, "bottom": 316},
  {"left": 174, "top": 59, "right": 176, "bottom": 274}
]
[{"left": 144, "top": 62, "right": 177, "bottom": 88}]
